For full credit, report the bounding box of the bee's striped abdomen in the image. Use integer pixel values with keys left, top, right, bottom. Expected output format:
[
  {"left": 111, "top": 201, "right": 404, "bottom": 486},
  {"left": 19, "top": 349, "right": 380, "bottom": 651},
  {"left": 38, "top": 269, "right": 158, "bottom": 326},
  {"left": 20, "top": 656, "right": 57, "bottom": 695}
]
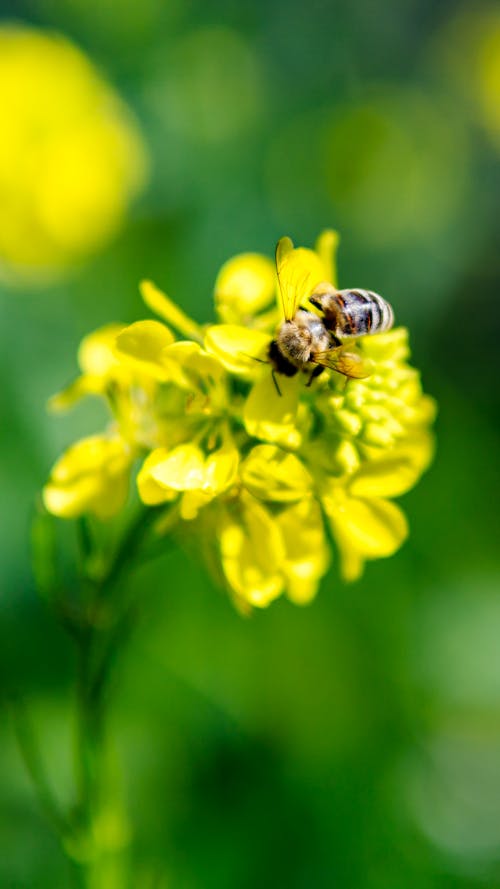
[{"left": 334, "top": 289, "right": 394, "bottom": 338}]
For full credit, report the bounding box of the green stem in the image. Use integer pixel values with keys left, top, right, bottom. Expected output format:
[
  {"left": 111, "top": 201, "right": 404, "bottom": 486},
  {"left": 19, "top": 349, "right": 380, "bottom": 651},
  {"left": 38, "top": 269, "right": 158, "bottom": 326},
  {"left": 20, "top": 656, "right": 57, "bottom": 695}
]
[
  {"left": 75, "top": 505, "right": 176, "bottom": 887},
  {"left": 72, "top": 626, "right": 129, "bottom": 889},
  {"left": 22, "top": 504, "right": 167, "bottom": 889},
  {"left": 102, "top": 506, "right": 163, "bottom": 591},
  {"left": 69, "top": 508, "right": 162, "bottom": 889}
]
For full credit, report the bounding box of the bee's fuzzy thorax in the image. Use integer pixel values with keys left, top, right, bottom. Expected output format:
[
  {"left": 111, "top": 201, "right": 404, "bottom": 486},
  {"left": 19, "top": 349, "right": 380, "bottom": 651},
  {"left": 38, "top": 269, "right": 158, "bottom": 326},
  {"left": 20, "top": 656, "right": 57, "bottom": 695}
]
[{"left": 275, "top": 310, "right": 331, "bottom": 371}]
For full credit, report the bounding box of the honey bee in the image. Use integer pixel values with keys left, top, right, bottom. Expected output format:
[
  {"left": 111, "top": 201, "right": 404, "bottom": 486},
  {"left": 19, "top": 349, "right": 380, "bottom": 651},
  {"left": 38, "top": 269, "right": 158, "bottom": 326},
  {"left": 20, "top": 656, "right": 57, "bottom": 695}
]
[
  {"left": 308, "top": 283, "right": 394, "bottom": 339},
  {"left": 269, "top": 236, "right": 394, "bottom": 386}
]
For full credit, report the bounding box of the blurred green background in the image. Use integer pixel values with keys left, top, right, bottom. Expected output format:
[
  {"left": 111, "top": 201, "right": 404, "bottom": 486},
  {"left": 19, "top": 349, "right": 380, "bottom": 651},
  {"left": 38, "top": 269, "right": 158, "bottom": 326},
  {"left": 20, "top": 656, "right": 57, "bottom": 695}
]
[{"left": 1, "top": 0, "right": 499, "bottom": 886}]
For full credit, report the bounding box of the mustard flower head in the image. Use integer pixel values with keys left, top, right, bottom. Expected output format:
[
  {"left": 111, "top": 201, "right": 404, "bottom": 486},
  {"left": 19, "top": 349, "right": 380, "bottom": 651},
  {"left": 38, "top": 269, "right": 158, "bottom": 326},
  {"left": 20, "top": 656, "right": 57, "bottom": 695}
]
[
  {"left": 0, "top": 25, "right": 148, "bottom": 280},
  {"left": 43, "top": 231, "right": 436, "bottom": 610}
]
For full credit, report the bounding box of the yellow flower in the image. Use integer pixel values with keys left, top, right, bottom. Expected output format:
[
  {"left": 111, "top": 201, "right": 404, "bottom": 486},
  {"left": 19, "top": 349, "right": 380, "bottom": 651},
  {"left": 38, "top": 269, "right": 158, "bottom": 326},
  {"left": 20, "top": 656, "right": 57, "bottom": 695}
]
[
  {"left": 214, "top": 491, "right": 284, "bottom": 608},
  {"left": 137, "top": 429, "right": 239, "bottom": 517},
  {"left": 233, "top": 446, "right": 330, "bottom": 605},
  {"left": 48, "top": 324, "right": 129, "bottom": 409},
  {"left": 214, "top": 252, "right": 279, "bottom": 328},
  {"left": 210, "top": 487, "right": 330, "bottom": 610},
  {"left": 240, "top": 444, "right": 314, "bottom": 502},
  {"left": 277, "top": 498, "right": 330, "bottom": 605},
  {"left": 0, "top": 25, "right": 148, "bottom": 280},
  {"left": 50, "top": 322, "right": 164, "bottom": 451},
  {"left": 43, "top": 434, "right": 132, "bottom": 519},
  {"left": 43, "top": 231, "right": 436, "bottom": 609}
]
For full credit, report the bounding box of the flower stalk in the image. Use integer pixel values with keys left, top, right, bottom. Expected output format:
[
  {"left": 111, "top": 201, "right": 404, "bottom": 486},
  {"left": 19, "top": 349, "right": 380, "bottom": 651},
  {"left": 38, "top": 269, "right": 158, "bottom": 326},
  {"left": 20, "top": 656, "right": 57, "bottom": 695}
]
[
  {"left": 71, "top": 619, "right": 129, "bottom": 889},
  {"left": 16, "top": 507, "right": 163, "bottom": 888}
]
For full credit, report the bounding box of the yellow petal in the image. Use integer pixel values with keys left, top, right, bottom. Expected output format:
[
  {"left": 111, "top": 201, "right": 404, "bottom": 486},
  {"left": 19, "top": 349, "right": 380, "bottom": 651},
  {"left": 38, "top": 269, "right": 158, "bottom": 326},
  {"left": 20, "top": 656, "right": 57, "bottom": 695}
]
[
  {"left": 243, "top": 373, "right": 301, "bottom": 449},
  {"left": 323, "top": 487, "right": 409, "bottom": 579},
  {"left": 43, "top": 435, "right": 131, "bottom": 519},
  {"left": 44, "top": 477, "right": 100, "bottom": 519},
  {"left": 335, "top": 547, "right": 364, "bottom": 583},
  {"left": 241, "top": 444, "right": 313, "bottom": 502},
  {"left": 218, "top": 494, "right": 285, "bottom": 607},
  {"left": 180, "top": 490, "right": 213, "bottom": 520},
  {"left": 77, "top": 324, "right": 125, "bottom": 376},
  {"left": 137, "top": 449, "right": 179, "bottom": 505},
  {"left": 314, "top": 229, "right": 340, "bottom": 288},
  {"left": 140, "top": 280, "right": 203, "bottom": 343},
  {"left": 204, "top": 439, "right": 239, "bottom": 494},
  {"left": 115, "top": 320, "right": 174, "bottom": 380},
  {"left": 146, "top": 431, "right": 238, "bottom": 508},
  {"left": 149, "top": 443, "right": 206, "bottom": 491},
  {"left": 48, "top": 374, "right": 106, "bottom": 411},
  {"left": 333, "top": 493, "right": 408, "bottom": 557},
  {"left": 204, "top": 324, "right": 271, "bottom": 377},
  {"left": 349, "top": 432, "right": 435, "bottom": 498},
  {"left": 215, "top": 252, "right": 276, "bottom": 323},
  {"left": 277, "top": 499, "right": 330, "bottom": 604},
  {"left": 162, "top": 340, "right": 226, "bottom": 393}
]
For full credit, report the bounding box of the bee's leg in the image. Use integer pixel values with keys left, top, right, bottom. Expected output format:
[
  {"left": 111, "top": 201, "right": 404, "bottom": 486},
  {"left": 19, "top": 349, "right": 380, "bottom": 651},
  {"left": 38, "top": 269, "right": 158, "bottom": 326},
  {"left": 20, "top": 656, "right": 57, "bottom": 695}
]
[
  {"left": 306, "top": 365, "right": 324, "bottom": 387},
  {"left": 271, "top": 370, "right": 282, "bottom": 397}
]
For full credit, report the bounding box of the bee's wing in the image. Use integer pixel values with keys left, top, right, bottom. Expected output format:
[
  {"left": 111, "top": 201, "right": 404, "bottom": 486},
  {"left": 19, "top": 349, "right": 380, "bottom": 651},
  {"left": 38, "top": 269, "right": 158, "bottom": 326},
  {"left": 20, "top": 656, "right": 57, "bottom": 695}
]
[
  {"left": 313, "top": 347, "right": 373, "bottom": 379},
  {"left": 275, "top": 237, "right": 325, "bottom": 321},
  {"left": 275, "top": 236, "right": 298, "bottom": 321}
]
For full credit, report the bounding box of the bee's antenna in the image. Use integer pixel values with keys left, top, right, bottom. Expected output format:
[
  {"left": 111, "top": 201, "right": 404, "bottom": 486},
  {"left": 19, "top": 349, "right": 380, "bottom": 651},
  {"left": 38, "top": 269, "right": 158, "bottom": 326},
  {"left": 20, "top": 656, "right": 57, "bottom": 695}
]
[{"left": 241, "top": 353, "right": 268, "bottom": 365}]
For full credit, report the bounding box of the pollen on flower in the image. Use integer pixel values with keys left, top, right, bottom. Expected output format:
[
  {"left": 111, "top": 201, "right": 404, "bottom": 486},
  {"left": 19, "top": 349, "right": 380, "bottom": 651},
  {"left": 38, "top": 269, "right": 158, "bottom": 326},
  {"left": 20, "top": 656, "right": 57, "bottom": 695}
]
[{"left": 43, "top": 230, "right": 436, "bottom": 608}]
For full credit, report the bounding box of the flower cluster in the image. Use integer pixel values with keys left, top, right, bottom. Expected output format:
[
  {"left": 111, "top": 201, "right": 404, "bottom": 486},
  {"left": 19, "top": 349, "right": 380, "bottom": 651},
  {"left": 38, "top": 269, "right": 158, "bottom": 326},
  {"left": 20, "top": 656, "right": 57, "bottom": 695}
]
[{"left": 43, "top": 232, "right": 435, "bottom": 609}]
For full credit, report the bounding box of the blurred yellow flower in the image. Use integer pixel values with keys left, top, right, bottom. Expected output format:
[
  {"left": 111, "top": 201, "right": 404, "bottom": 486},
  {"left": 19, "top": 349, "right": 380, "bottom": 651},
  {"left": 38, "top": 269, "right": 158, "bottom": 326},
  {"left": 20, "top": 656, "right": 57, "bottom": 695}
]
[
  {"left": 43, "top": 434, "right": 133, "bottom": 519},
  {"left": 43, "top": 231, "right": 436, "bottom": 609},
  {"left": 0, "top": 25, "right": 148, "bottom": 280}
]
